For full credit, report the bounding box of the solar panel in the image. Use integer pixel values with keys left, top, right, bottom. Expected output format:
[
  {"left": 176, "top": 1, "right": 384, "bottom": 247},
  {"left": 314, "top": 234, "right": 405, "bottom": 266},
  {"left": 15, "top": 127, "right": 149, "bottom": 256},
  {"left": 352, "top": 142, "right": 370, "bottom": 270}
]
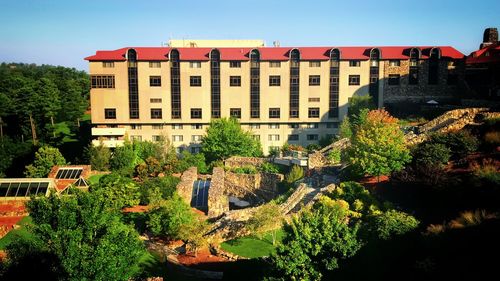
[
  {"left": 0, "top": 180, "right": 53, "bottom": 197},
  {"left": 55, "top": 168, "right": 83, "bottom": 179}
]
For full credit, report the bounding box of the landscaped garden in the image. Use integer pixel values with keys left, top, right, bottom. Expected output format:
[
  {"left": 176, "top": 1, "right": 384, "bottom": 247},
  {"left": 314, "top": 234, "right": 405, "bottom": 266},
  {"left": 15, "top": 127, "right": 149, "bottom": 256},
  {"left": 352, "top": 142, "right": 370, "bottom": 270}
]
[{"left": 221, "top": 230, "right": 285, "bottom": 258}]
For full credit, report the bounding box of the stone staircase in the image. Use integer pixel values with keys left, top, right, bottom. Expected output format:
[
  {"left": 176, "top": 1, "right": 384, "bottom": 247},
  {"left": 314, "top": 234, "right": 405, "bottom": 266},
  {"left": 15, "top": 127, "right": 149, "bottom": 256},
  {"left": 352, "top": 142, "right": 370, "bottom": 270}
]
[{"left": 288, "top": 186, "right": 320, "bottom": 214}]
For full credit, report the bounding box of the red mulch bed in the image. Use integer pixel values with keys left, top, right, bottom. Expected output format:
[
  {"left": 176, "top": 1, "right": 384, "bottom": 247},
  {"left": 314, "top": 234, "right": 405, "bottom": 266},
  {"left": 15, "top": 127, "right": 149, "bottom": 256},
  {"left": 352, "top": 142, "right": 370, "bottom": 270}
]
[
  {"left": 0, "top": 216, "right": 25, "bottom": 226},
  {"left": 122, "top": 205, "right": 150, "bottom": 213},
  {"left": 360, "top": 175, "right": 389, "bottom": 190},
  {"left": 176, "top": 249, "right": 229, "bottom": 268}
]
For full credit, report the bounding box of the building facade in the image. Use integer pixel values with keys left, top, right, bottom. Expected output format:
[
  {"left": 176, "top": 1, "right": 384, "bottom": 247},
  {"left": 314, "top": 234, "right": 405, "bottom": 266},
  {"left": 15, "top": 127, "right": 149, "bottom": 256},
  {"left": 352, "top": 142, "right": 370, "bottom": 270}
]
[{"left": 85, "top": 41, "right": 464, "bottom": 154}]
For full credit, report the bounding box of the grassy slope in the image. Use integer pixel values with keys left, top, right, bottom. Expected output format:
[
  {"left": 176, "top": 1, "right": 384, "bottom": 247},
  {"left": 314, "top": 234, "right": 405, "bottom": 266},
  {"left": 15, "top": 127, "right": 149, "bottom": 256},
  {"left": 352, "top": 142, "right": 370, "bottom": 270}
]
[
  {"left": 221, "top": 229, "right": 285, "bottom": 258},
  {"left": 0, "top": 216, "right": 33, "bottom": 250}
]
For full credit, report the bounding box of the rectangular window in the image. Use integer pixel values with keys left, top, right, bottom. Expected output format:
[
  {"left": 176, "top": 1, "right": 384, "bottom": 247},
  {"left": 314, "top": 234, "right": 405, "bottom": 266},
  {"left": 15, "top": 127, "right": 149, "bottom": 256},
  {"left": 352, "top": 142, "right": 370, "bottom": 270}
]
[
  {"left": 349, "top": 61, "right": 361, "bottom": 67},
  {"left": 269, "top": 108, "right": 281, "bottom": 119},
  {"left": 309, "top": 75, "right": 320, "bottom": 86},
  {"left": 229, "top": 61, "right": 241, "bottom": 68},
  {"left": 91, "top": 75, "right": 115, "bottom": 88},
  {"left": 189, "top": 61, "right": 201, "bottom": 68},
  {"left": 309, "top": 61, "right": 321, "bottom": 67},
  {"left": 268, "top": 124, "right": 280, "bottom": 129},
  {"left": 152, "top": 124, "right": 163, "bottom": 130},
  {"left": 191, "top": 108, "right": 202, "bottom": 119},
  {"left": 288, "top": 123, "right": 299, "bottom": 129},
  {"left": 152, "top": 135, "right": 161, "bottom": 142},
  {"left": 102, "top": 62, "right": 114, "bottom": 68},
  {"left": 307, "top": 134, "right": 319, "bottom": 141},
  {"left": 149, "top": 61, "right": 161, "bottom": 68},
  {"left": 130, "top": 124, "right": 142, "bottom": 130},
  {"left": 268, "top": 134, "right": 280, "bottom": 141},
  {"left": 308, "top": 107, "right": 320, "bottom": 118},
  {"left": 269, "top": 75, "right": 281, "bottom": 86},
  {"left": 348, "top": 75, "right": 360, "bottom": 85},
  {"left": 389, "top": 60, "right": 401, "bottom": 67},
  {"left": 190, "top": 76, "right": 202, "bottom": 87},
  {"left": 288, "top": 134, "right": 299, "bottom": 141},
  {"left": 130, "top": 135, "right": 142, "bottom": 141},
  {"left": 250, "top": 124, "right": 260, "bottom": 129},
  {"left": 172, "top": 135, "right": 183, "bottom": 142},
  {"left": 191, "top": 135, "right": 203, "bottom": 142},
  {"left": 191, "top": 147, "right": 201, "bottom": 154},
  {"left": 104, "top": 108, "right": 116, "bottom": 119},
  {"left": 230, "top": 108, "right": 241, "bottom": 119},
  {"left": 269, "top": 61, "right": 281, "bottom": 68},
  {"left": 326, "top": 122, "right": 339, "bottom": 128},
  {"left": 172, "top": 124, "right": 183, "bottom": 129},
  {"left": 191, "top": 124, "right": 203, "bottom": 129},
  {"left": 230, "top": 76, "right": 241, "bottom": 87},
  {"left": 388, "top": 74, "right": 400, "bottom": 85},
  {"left": 150, "top": 108, "right": 162, "bottom": 119},
  {"left": 306, "top": 123, "right": 319, "bottom": 129},
  {"left": 149, "top": 76, "right": 161, "bottom": 87},
  {"left": 150, "top": 98, "right": 162, "bottom": 103},
  {"left": 308, "top": 97, "right": 320, "bottom": 102},
  {"left": 252, "top": 135, "right": 260, "bottom": 140}
]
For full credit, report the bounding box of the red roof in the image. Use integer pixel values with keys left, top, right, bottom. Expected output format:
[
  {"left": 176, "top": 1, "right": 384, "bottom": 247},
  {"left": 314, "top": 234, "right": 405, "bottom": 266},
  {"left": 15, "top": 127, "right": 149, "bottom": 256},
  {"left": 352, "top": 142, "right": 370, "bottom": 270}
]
[
  {"left": 85, "top": 46, "right": 464, "bottom": 62},
  {"left": 466, "top": 43, "right": 500, "bottom": 64}
]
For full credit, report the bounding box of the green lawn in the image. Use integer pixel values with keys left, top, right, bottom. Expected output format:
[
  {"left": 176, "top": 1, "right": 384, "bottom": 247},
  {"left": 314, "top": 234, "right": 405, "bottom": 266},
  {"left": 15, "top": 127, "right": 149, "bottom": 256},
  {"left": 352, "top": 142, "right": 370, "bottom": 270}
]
[
  {"left": 0, "top": 216, "right": 34, "bottom": 250},
  {"left": 88, "top": 174, "right": 105, "bottom": 185},
  {"left": 220, "top": 229, "right": 285, "bottom": 258}
]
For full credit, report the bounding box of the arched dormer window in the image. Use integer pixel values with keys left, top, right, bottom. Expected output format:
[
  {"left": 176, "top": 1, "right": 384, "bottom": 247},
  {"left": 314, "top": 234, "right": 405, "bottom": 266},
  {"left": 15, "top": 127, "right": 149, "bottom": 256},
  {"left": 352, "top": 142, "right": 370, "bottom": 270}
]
[
  {"left": 250, "top": 49, "right": 260, "bottom": 67},
  {"left": 330, "top": 48, "right": 340, "bottom": 67},
  {"left": 409, "top": 48, "right": 420, "bottom": 85},
  {"left": 428, "top": 47, "right": 440, "bottom": 85},
  {"left": 290, "top": 49, "right": 300, "bottom": 67},
  {"left": 127, "top": 49, "right": 137, "bottom": 67},
  {"left": 370, "top": 48, "right": 380, "bottom": 67}
]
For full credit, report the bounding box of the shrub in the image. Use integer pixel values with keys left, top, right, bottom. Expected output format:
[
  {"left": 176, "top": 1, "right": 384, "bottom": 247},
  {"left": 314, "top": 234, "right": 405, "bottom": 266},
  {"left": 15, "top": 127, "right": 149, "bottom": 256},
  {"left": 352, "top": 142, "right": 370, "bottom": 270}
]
[
  {"left": 339, "top": 117, "right": 353, "bottom": 139},
  {"left": 90, "top": 173, "right": 140, "bottom": 209},
  {"left": 372, "top": 210, "right": 419, "bottom": 240},
  {"left": 268, "top": 146, "right": 281, "bottom": 157},
  {"left": 330, "top": 181, "right": 379, "bottom": 215},
  {"left": 327, "top": 148, "right": 341, "bottom": 164},
  {"left": 319, "top": 135, "right": 335, "bottom": 148},
  {"left": 146, "top": 193, "right": 196, "bottom": 239},
  {"left": 24, "top": 146, "right": 66, "bottom": 177},
  {"left": 259, "top": 162, "right": 281, "bottom": 174},
  {"left": 139, "top": 176, "right": 180, "bottom": 205},
  {"left": 471, "top": 159, "right": 500, "bottom": 185},
  {"left": 285, "top": 165, "right": 304, "bottom": 185},
  {"left": 412, "top": 142, "right": 451, "bottom": 167},
  {"left": 430, "top": 131, "right": 479, "bottom": 158},
  {"left": 175, "top": 151, "right": 208, "bottom": 174},
  {"left": 306, "top": 144, "right": 321, "bottom": 153},
  {"left": 86, "top": 141, "right": 111, "bottom": 171}
]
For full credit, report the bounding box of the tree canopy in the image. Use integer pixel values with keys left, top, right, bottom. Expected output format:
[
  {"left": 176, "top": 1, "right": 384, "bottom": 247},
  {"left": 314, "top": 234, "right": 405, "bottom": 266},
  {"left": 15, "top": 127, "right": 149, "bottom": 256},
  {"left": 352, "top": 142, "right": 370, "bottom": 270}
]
[
  {"left": 348, "top": 109, "right": 411, "bottom": 180},
  {"left": 24, "top": 145, "right": 66, "bottom": 177},
  {"left": 201, "top": 118, "right": 262, "bottom": 163},
  {"left": 3, "top": 191, "right": 145, "bottom": 281}
]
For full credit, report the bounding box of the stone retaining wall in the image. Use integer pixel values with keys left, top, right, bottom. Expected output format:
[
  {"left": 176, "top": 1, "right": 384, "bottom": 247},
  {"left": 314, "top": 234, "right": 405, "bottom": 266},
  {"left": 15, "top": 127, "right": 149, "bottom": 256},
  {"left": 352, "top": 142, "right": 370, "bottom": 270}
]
[
  {"left": 224, "top": 172, "right": 283, "bottom": 202},
  {"left": 208, "top": 167, "right": 229, "bottom": 218},
  {"left": 224, "top": 157, "right": 268, "bottom": 168},
  {"left": 177, "top": 167, "right": 198, "bottom": 205}
]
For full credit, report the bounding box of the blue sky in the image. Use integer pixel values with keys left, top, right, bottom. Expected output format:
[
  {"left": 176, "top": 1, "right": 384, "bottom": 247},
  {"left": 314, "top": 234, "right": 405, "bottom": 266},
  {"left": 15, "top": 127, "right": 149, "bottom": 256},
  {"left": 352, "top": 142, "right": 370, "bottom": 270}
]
[{"left": 1, "top": 0, "right": 499, "bottom": 71}]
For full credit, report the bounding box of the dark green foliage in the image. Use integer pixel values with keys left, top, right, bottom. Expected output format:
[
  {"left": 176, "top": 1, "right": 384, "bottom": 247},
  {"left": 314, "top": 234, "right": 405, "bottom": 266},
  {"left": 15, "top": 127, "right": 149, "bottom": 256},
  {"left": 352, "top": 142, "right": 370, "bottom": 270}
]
[
  {"left": 268, "top": 146, "right": 281, "bottom": 157},
  {"left": 90, "top": 173, "right": 140, "bottom": 209},
  {"left": 348, "top": 95, "right": 376, "bottom": 119},
  {"left": 306, "top": 143, "right": 321, "bottom": 152},
  {"left": 267, "top": 197, "right": 361, "bottom": 280},
  {"left": 232, "top": 165, "right": 258, "bottom": 174},
  {"left": 139, "top": 176, "right": 180, "bottom": 205},
  {"left": 370, "top": 210, "right": 419, "bottom": 240},
  {"left": 429, "top": 131, "right": 479, "bottom": 159},
  {"left": 110, "top": 142, "right": 138, "bottom": 175},
  {"left": 412, "top": 142, "right": 451, "bottom": 167},
  {"left": 339, "top": 117, "right": 353, "bottom": 139},
  {"left": 329, "top": 181, "right": 379, "bottom": 215},
  {"left": 201, "top": 118, "right": 262, "bottom": 163},
  {"left": 285, "top": 165, "right": 304, "bottom": 185},
  {"left": 85, "top": 141, "right": 111, "bottom": 171},
  {"left": 318, "top": 135, "right": 335, "bottom": 148},
  {"left": 175, "top": 151, "right": 208, "bottom": 174},
  {"left": 3, "top": 191, "right": 145, "bottom": 281},
  {"left": 146, "top": 193, "right": 195, "bottom": 239},
  {"left": 0, "top": 137, "right": 33, "bottom": 177},
  {"left": 259, "top": 162, "right": 281, "bottom": 174},
  {"left": 24, "top": 145, "right": 66, "bottom": 177}
]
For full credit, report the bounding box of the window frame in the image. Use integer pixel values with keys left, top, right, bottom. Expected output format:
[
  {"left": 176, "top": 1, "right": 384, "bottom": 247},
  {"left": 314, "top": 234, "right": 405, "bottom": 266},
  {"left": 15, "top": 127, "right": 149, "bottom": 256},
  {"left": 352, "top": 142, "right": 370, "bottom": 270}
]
[
  {"left": 348, "top": 75, "right": 360, "bottom": 86},
  {"left": 269, "top": 75, "right": 281, "bottom": 86},
  {"left": 190, "top": 76, "right": 202, "bottom": 87}
]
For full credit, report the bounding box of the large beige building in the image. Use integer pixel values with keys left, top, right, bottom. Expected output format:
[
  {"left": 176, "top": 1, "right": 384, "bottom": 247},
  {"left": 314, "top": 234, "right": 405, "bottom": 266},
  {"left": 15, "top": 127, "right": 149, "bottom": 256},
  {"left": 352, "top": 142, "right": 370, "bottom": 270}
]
[{"left": 85, "top": 40, "right": 464, "bottom": 154}]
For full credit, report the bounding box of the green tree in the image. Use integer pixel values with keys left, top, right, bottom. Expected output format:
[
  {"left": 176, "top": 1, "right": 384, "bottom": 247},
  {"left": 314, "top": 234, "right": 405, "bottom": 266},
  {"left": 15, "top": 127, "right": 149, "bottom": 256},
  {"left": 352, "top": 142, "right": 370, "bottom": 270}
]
[
  {"left": 86, "top": 140, "right": 111, "bottom": 171},
  {"left": 347, "top": 95, "right": 376, "bottom": 119},
  {"left": 348, "top": 109, "right": 411, "bottom": 181},
  {"left": 201, "top": 118, "right": 262, "bottom": 163},
  {"left": 4, "top": 191, "right": 145, "bottom": 281},
  {"left": 24, "top": 146, "right": 66, "bottom": 177},
  {"left": 139, "top": 176, "right": 180, "bottom": 205},
  {"left": 339, "top": 117, "right": 353, "bottom": 139},
  {"left": 90, "top": 173, "right": 140, "bottom": 209},
  {"left": 285, "top": 165, "right": 304, "bottom": 185},
  {"left": 146, "top": 193, "right": 196, "bottom": 239},
  {"left": 175, "top": 151, "right": 208, "bottom": 174},
  {"left": 267, "top": 196, "right": 361, "bottom": 280},
  {"left": 110, "top": 142, "right": 138, "bottom": 175},
  {"left": 247, "top": 201, "right": 283, "bottom": 245},
  {"left": 412, "top": 142, "right": 451, "bottom": 167}
]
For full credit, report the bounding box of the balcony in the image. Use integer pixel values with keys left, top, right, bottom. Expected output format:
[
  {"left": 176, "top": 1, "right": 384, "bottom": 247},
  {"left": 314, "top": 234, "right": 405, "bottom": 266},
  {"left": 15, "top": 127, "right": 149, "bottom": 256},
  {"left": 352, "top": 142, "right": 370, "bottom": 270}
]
[
  {"left": 92, "top": 139, "right": 125, "bottom": 148},
  {"left": 91, "top": 127, "right": 126, "bottom": 136}
]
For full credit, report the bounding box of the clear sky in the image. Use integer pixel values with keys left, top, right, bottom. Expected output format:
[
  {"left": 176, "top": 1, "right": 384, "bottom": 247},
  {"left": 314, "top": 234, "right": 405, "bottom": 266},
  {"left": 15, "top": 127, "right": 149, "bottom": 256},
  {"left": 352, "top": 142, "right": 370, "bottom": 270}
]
[{"left": 1, "top": 0, "right": 499, "bottom": 71}]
